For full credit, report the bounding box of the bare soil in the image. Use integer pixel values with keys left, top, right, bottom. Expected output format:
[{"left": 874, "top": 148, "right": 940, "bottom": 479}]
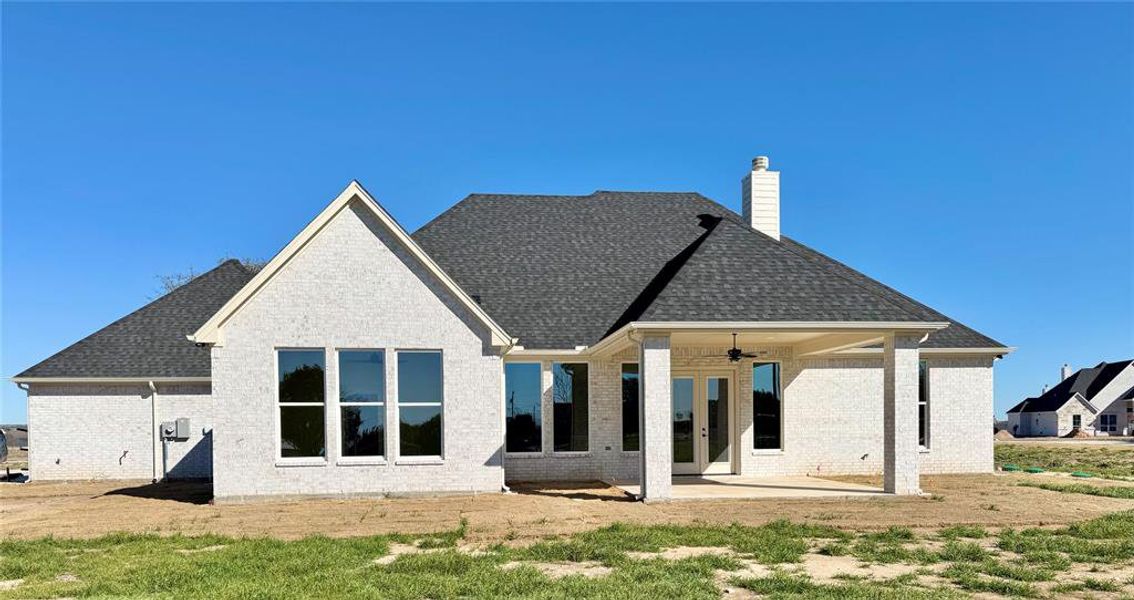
[{"left": 3, "top": 473, "right": 1131, "bottom": 542}]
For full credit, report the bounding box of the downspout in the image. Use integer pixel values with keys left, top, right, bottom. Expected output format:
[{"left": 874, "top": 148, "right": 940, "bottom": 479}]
[
  {"left": 16, "top": 383, "right": 29, "bottom": 481},
  {"left": 148, "top": 380, "right": 158, "bottom": 483}
]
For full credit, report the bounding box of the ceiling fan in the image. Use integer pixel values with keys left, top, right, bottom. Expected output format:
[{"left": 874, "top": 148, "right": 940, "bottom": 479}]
[{"left": 722, "top": 333, "right": 768, "bottom": 362}]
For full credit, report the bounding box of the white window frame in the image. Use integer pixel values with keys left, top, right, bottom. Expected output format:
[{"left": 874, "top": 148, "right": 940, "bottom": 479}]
[
  {"left": 395, "top": 349, "right": 445, "bottom": 462},
  {"left": 337, "top": 348, "right": 387, "bottom": 461},
  {"left": 919, "top": 359, "right": 930, "bottom": 450},
  {"left": 620, "top": 361, "right": 641, "bottom": 453},
  {"left": 551, "top": 361, "right": 592, "bottom": 455},
  {"left": 1072, "top": 414, "right": 1082, "bottom": 429},
  {"left": 275, "top": 348, "right": 328, "bottom": 465},
  {"left": 751, "top": 360, "right": 784, "bottom": 454},
  {"left": 503, "top": 361, "right": 544, "bottom": 457}
]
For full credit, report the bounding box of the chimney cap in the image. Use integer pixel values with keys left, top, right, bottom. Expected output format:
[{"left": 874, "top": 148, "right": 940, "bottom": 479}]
[{"left": 752, "top": 156, "right": 770, "bottom": 171}]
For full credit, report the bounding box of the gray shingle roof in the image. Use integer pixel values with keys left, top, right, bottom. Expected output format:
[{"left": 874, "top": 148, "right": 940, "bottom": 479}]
[
  {"left": 15, "top": 260, "right": 255, "bottom": 379},
  {"left": 413, "top": 191, "right": 1005, "bottom": 350},
  {"left": 1006, "top": 359, "right": 1134, "bottom": 414}
]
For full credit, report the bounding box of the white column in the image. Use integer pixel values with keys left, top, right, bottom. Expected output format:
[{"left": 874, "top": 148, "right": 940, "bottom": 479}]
[
  {"left": 883, "top": 333, "right": 921, "bottom": 495},
  {"left": 638, "top": 334, "right": 672, "bottom": 502}
]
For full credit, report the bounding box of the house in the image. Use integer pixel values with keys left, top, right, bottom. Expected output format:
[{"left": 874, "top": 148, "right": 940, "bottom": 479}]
[
  {"left": 11, "top": 157, "right": 1011, "bottom": 502},
  {"left": 1006, "top": 360, "right": 1134, "bottom": 437}
]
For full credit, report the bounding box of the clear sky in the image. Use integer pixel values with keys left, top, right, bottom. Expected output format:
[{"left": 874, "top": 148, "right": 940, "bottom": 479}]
[{"left": 2, "top": 3, "right": 1131, "bottom": 424}]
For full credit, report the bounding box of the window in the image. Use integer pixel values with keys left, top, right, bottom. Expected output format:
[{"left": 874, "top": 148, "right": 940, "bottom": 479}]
[
  {"left": 505, "top": 363, "right": 542, "bottom": 453},
  {"left": 1101, "top": 414, "right": 1118, "bottom": 433},
  {"left": 1072, "top": 414, "right": 1082, "bottom": 429},
  {"left": 552, "top": 363, "right": 589, "bottom": 452},
  {"left": 918, "top": 360, "right": 929, "bottom": 448},
  {"left": 278, "top": 349, "right": 326, "bottom": 458},
  {"left": 753, "top": 362, "right": 781, "bottom": 450},
  {"left": 397, "top": 351, "right": 443, "bottom": 456},
  {"left": 339, "top": 350, "right": 385, "bottom": 458},
  {"left": 621, "top": 363, "right": 640, "bottom": 451}
]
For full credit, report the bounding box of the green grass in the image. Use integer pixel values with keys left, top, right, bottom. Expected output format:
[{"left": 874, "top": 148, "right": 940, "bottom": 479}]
[
  {"left": 6, "top": 512, "right": 1134, "bottom": 598},
  {"left": 995, "top": 443, "right": 1134, "bottom": 479},
  {"left": 1018, "top": 480, "right": 1134, "bottom": 499}
]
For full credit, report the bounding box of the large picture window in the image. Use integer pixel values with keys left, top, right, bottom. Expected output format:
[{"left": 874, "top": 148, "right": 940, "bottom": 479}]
[
  {"left": 339, "top": 350, "right": 385, "bottom": 458},
  {"left": 621, "top": 363, "right": 640, "bottom": 451},
  {"left": 553, "top": 363, "right": 589, "bottom": 452},
  {"left": 398, "top": 351, "right": 443, "bottom": 457},
  {"left": 918, "top": 360, "right": 929, "bottom": 448},
  {"left": 278, "top": 349, "right": 326, "bottom": 458},
  {"left": 505, "top": 363, "right": 542, "bottom": 453},
  {"left": 752, "top": 362, "right": 781, "bottom": 450}
]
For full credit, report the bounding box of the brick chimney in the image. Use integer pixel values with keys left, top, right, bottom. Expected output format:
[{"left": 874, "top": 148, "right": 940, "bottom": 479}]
[{"left": 742, "top": 156, "right": 780, "bottom": 241}]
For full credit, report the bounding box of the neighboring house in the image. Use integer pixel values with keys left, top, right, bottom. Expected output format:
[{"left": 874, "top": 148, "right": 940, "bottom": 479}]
[
  {"left": 12, "top": 157, "right": 1011, "bottom": 502},
  {"left": 1006, "top": 360, "right": 1134, "bottom": 437}
]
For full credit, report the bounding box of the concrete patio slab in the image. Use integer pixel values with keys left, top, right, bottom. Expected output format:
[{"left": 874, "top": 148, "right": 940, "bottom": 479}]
[{"left": 613, "top": 475, "right": 888, "bottom": 501}]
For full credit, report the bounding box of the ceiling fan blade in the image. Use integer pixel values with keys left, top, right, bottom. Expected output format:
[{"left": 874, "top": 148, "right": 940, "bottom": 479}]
[{"left": 738, "top": 352, "right": 767, "bottom": 357}]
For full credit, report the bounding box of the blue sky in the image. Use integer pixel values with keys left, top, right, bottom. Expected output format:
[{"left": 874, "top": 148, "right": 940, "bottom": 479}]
[{"left": 2, "top": 3, "right": 1131, "bottom": 423}]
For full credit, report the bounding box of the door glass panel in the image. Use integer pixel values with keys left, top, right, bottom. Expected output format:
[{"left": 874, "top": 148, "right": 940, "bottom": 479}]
[
  {"left": 672, "top": 378, "right": 694, "bottom": 464},
  {"left": 706, "top": 377, "right": 730, "bottom": 464}
]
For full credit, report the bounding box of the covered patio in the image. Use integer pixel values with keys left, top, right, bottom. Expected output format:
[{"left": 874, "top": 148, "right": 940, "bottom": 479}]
[
  {"left": 613, "top": 474, "right": 886, "bottom": 501},
  {"left": 587, "top": 321, "right": 945, "bottom": 502}
]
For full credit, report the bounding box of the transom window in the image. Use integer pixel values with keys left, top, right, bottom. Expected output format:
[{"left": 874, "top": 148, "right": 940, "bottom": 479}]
[
  {"left": 621, "top": 363, "right": 640, "bottom": 452},
  {"left": 552, "top": 363, "right": 589, "bottom": 452},
  {"left": 397, "top": 351, "right": 444, "bottom": 457},
  {"left": 753, "top": 362, "right": 781, "bottom": 450},
  {"left": 339, "top": 350, "right": 385, "bottom": 458},
  {"left": 277, "top": 349, "right": 326, "bottom": 458},
  {"left": 505, "top": 363, "right": 542, "bottom": 453}
]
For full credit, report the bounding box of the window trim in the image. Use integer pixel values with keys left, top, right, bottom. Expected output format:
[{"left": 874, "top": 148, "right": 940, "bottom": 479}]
[
  {"left": 620, "top": 361, "right": 641, "bottom": 453},
  {"left": 275, "top": 347, "right": 329, "bottom": 464},
  {"left": 336, "top": 348, "right": 387, "bottom": 460},
  {"left": 551, "top": 361, "right": 592, "bottom": 455},
  {"left": 395, "top": 349, "right": 445, "bottom": 460},
  {"left": 919, "top": 359, "right": 930, "bottom": 450},
  {"left": 1100, "top": 414, "right": 1118, "bottom": 433},
  {"left": 751, "top": 360, "right": 784, "bottom": 454},
  {"left": 503, "top": 361, "right": 544, "bottom": 457}
]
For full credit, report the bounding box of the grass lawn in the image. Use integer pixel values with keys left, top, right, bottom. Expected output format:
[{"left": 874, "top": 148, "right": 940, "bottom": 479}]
[
  {"left": 995, "top": 442, "right": 1134, "bottom": 480},
  {"left": 1019, "top": 480, "right": 1134, "bottom": 499},
  {"left": 4, "top": 513, "right": 1134, "bottom": 599}
]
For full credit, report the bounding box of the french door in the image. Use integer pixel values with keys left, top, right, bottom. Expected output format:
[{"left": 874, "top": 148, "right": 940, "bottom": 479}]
[{"left": 672, "top": 370, "right": 735, "bottom": 475}]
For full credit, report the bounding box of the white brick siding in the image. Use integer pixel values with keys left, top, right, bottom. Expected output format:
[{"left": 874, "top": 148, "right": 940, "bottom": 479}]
[
  {"left": 210, "top": 200, "right": 505, "bottom": 501},
  {"left": 26, "top": 382, "right": 212, "bottom": 481},
  {"left": 504, "top": 348, "right": 993, "bottom": 481}
]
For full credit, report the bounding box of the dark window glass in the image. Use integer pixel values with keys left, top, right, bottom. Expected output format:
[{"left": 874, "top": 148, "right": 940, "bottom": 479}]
[
  {"left": 621, "top": 364, "right": 640, "bottom": 451},
  {"left": 278, "top": 350, "right": 325, "bottom": 404},
  {"left": 753, "top": 363, "right": 781, "bottom": 450},
  {"left": 553, "top": 363, "right": 589, "bottom": 452},
  {"left": 398, "top": 351, "right": 443, "bottom": 456},
  {"left": 673, "top": 378, "right": 694, "bottom": 463},
  {"left": 281, "top": 406, "right": 326, "bottom": 458},
  {"left": 339, "top": 351, "right": 385, "bottom": 457},
  {"left": 278, "top": 350, "right": 325, "bottom": 458},
  {"left": 707, "top": 377, "right": 730, "bottom": 463},
  {"left": 341, "top": 406, "right": 384, "bottom": 457},
  {"left": 398, "top": 352, "right": 443, "bottom": 404},
  {"left": 505, "top": 363, "right": 542, "bottom": 453},
  {"left": 1072, "top": 414, "right": 1082, "bottom": 428},
  {"left": 339, "top": 351, "right": 385, "bottom": 403},
  {"left": 918, "top": 360, "right": 929, "bottom": 447},
  {"left": 400, "top": 405, "right": 442, "bottom": 456}
]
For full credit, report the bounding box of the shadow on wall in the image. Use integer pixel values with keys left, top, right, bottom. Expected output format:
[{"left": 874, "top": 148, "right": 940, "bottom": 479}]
[{"left": 165, "top": 431, "right": 213, "bottom": 481}]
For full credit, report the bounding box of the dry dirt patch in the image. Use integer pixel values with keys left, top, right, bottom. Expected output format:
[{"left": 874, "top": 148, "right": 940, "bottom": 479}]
[
  {"left": 501, "top": 561, "right": 612, "bottom": 578},
  {"left": 2, "top": 474, "right": 1131, "bottom": 542}
]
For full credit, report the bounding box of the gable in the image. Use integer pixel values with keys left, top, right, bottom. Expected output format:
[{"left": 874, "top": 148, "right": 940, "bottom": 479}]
[{"left": 191, "top": 182, "right": 512, "bottom": 348}]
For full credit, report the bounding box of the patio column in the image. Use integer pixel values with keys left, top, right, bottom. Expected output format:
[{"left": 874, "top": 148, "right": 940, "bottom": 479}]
[
  {"left": 883, "top": 332, "right": 922, "bottom": 495},
  {"left": 638, "top": 334, "right": 672, "bottom": 502}
]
